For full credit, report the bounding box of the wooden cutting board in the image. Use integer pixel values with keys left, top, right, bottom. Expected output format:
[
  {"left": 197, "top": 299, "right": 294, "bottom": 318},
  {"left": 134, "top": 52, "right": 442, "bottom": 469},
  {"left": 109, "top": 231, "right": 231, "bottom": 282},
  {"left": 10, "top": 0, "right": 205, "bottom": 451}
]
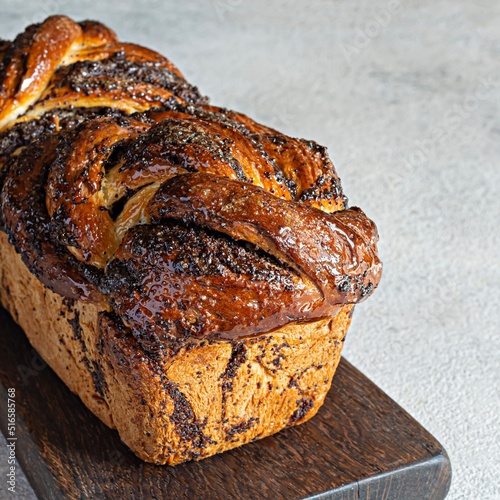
[{"left": 0, "top": 306, "right": 451, "bottom": 499}]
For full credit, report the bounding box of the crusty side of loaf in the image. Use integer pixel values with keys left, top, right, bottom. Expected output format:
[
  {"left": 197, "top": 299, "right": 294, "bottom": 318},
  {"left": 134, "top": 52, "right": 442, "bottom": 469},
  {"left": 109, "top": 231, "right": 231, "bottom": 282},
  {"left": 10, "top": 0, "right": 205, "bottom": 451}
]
[
  {"left": 0, "top": 231, "right": 116, "bottom": 428},
  {"left": 0, "top": 231, "right": 352, "bottom": 464}
]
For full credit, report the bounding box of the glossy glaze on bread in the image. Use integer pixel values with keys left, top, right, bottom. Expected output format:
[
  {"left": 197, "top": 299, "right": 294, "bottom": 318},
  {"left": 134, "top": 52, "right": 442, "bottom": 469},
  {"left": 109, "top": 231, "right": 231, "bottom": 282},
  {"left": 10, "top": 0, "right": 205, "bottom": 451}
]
[{"left": 0, "top": 16, "right": 381, "bottom": 464}]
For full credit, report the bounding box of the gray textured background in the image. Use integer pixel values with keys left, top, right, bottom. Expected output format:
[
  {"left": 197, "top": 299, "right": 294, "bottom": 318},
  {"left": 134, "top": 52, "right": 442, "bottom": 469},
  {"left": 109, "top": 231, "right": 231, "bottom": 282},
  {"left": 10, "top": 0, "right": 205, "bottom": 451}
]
[{"left": 0, "top": 1, "right": 499, "bottom": 499}]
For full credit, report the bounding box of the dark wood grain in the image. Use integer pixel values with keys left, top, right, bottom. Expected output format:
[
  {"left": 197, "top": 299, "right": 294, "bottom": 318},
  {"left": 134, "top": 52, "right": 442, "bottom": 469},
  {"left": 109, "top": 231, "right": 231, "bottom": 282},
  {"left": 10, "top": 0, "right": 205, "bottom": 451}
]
[{"left": 0, "top": 306, "right": 451, "bottom": 500}]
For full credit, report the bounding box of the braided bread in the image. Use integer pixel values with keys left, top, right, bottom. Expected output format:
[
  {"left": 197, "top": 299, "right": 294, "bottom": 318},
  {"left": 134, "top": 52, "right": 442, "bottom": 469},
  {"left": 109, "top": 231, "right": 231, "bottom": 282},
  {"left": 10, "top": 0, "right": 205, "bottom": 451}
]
[{"left": 0, "top": 16, "right": 382, "bottom": 464}]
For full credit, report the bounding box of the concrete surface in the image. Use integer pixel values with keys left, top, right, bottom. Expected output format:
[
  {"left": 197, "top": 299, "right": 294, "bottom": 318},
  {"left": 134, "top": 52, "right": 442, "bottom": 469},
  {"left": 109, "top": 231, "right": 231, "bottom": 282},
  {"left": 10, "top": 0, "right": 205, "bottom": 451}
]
[{"left": 0, "top": 1, "right": 499, "bottom": 498}]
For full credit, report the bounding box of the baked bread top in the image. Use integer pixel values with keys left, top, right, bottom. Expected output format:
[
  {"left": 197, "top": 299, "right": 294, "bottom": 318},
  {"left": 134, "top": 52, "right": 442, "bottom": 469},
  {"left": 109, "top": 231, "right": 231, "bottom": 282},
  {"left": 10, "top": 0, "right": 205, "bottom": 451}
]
[{"left": 0, "top": 16, "right": 381, "bottom": 347}]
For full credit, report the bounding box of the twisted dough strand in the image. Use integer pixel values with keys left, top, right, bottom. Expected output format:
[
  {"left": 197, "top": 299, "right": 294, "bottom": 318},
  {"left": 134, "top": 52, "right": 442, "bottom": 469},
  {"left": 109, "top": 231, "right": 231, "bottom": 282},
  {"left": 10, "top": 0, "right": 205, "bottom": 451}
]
[
  {"left": 0, "top": 16, "right": 204, "bottom": 130},
  {"left": 0, "top": 17, "right": 119, "bottom": 128}
]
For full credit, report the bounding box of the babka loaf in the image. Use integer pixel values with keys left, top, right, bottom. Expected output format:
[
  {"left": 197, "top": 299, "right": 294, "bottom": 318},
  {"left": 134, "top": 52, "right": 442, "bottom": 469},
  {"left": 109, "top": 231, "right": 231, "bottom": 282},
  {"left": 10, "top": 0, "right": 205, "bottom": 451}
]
[{"left": 0, "top": 16, "right": 382, "bottom": 464}]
